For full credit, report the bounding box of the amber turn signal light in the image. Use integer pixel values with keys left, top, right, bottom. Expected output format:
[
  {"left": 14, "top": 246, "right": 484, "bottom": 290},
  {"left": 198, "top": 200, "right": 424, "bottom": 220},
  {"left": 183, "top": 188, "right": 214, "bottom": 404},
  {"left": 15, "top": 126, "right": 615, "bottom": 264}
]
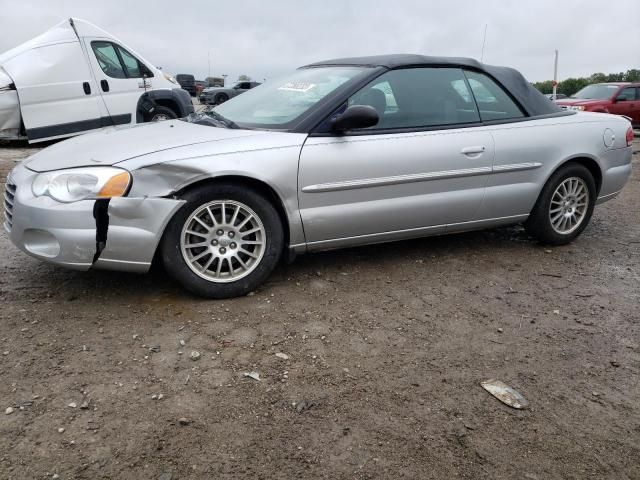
[{"left": 97, "top": 171, "right": 131, "bottom": 198}]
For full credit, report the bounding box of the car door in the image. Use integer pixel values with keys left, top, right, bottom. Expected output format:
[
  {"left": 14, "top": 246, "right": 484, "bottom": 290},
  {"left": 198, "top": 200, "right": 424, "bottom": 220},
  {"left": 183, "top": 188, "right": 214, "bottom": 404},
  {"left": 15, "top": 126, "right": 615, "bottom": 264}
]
[
  {"left": 608, "top": 86, "right": 637, "bottom": 119},
  {"left": 298, "top": 67, "right": 495, "bottom": 248},
  {"left": 460, "top": 70, "right": 544, "bottom": 222},
  {"left": 83, "top": 39, "right": 151, "bottom": 125}
]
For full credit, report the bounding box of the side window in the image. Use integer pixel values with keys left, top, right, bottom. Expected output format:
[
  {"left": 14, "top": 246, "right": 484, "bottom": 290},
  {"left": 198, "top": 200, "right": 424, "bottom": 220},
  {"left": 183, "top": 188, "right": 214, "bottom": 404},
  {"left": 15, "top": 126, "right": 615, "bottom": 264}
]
[
  {"left": 91, "top": 41, "right": 126, "bottom": 79},
  {"left": 464, "top": 70, "right": 524, "bottom": 121},
  {"left": 116, "top": 46, "right": 142, "bottom": 78},
  {"left": 617, "top": 87, "right": 636, "bottom": 101},
  {"left": 348, "top": 67, "right": 480, "bottom": 130}
]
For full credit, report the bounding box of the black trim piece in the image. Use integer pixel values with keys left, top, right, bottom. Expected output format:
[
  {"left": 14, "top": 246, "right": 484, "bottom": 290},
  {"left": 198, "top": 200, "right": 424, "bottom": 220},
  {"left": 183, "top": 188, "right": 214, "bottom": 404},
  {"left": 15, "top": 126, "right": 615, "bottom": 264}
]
[
  {"left": 92, "top": 199, "right": 110, "bottom": 264},
  {"left": 309, "top": 110, "right": 576, "bottom": 138},
  {"left": 481, "top": 110, "right": 576, "bottom": 125},
  {"left": 310, "top": 120, "right": 485, "bottom": 137},
  {"left": 26, "top": 114, "right": 131, "bottom": 140}
]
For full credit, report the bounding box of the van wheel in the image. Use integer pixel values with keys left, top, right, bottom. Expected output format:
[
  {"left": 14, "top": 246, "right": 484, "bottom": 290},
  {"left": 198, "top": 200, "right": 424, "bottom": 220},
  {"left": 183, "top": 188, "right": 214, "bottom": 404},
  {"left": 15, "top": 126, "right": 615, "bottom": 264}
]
[
  {"left": 525, "top": 163, "right": 596, "bottom": 245},
  {"left": 149, "top": 106, "right": 178, "bottom": 122},
  {"left": 160, "top": 183, "right": 284, "bottom": 298}
]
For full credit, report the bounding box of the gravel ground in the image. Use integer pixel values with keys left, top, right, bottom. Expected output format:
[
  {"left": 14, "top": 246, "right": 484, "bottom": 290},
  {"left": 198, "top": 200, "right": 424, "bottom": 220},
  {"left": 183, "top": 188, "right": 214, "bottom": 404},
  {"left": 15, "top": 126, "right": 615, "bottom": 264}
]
[{"left": 0, "top": 137, "right": 638, "bottom": 480}]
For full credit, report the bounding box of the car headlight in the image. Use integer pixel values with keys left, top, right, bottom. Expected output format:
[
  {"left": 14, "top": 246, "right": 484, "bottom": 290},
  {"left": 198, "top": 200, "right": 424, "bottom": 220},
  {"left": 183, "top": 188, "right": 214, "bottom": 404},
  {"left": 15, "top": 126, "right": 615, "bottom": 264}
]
[
  {"left": 163, "top": 73, "right": 179, "bottom": 85},
  {"left": 32, "top": 167, "right": 131, "bottom": 203},
  {"left": 570, "top": 105, "right": 585, "bottom": 111}
]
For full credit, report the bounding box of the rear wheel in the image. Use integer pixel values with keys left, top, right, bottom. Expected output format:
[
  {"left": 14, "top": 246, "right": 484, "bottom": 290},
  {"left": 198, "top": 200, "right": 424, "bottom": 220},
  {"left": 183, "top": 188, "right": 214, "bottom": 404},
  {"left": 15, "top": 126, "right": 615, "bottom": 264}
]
[
  {"left": 525, "top": 163, "right": 596, "bottom": 245},
  {"left": 160, "top": 184, "right": 283, "bottom": 298}
]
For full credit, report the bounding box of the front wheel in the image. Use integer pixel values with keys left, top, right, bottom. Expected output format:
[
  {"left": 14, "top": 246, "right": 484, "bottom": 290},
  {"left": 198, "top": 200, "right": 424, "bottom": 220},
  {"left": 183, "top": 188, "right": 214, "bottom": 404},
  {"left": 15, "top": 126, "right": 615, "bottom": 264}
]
[
  {"left": 160, "top": 184, "right": 283, "bottom": 298},
  {"left": 525, "top": 163, "right": 597, "bottom": 245},
  {"left": 148, "top": 106, "right": 177, "bottom": 122}
]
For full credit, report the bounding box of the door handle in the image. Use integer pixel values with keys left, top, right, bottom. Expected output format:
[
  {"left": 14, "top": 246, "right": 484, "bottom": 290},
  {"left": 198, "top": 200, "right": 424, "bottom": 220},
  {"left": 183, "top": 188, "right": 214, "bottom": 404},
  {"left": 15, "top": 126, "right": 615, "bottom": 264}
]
[
  {"left": 100, "top": 79, "right": 109, "bottom": 92},
  {"left": 461, "top": 146, "right": 486, "bottom": 156},
  {"left": 82, "top": 82, "right": 91, "bottom": 95}
]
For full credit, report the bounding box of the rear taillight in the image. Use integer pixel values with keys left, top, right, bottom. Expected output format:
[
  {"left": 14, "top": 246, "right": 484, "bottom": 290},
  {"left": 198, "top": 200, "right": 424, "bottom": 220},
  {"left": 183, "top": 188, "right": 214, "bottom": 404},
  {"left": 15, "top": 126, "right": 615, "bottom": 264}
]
[{"left": 627, "top": 127, "right": 635, "bottom": 147}]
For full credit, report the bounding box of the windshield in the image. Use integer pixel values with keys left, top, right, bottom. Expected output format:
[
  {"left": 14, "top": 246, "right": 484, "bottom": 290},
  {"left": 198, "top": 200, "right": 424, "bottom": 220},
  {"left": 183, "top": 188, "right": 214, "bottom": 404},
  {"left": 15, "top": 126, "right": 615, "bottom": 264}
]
[
  {"left": 571, "top": 84, "right": 619, "bottom": 100},
  {"left": 208, "top": 66, "right": 370, "bottom": 129}
]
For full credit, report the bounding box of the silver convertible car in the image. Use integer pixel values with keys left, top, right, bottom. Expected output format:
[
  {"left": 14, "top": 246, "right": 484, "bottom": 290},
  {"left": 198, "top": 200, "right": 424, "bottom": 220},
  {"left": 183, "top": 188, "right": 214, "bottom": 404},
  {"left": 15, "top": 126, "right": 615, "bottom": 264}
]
[{"left": 4, "top": 55, "right": 634, "bottom": 298}]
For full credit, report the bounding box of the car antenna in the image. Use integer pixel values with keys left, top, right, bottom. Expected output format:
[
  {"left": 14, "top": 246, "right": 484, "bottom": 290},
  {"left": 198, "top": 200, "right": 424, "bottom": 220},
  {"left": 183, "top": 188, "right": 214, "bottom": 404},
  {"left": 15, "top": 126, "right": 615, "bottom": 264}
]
[{"left": 480, "top": 24, "right": 488, "bottom": 62}]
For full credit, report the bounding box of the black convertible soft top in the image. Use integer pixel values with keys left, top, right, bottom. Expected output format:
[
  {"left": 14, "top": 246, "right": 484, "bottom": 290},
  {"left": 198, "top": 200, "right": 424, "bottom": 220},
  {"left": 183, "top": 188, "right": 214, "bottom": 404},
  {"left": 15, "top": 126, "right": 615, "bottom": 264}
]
[{"left": 305, "top": 54, "right": 561, "bottom": 117}]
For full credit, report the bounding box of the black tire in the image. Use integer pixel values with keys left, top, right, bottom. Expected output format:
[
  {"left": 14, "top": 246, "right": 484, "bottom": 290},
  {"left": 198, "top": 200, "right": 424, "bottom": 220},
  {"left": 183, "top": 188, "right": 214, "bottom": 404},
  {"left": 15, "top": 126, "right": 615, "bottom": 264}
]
[
  {"left": 160, "top": 183, "right": 284, "bottom": 298},
  {"left": 525, "top": 163, "right": 597, "bottom": 245},
  {"left": 148, "top": 106, "right": 178, "bottom": 122},
  {"left": 215, "top": 93, "right": 229, "bottom": 105}
]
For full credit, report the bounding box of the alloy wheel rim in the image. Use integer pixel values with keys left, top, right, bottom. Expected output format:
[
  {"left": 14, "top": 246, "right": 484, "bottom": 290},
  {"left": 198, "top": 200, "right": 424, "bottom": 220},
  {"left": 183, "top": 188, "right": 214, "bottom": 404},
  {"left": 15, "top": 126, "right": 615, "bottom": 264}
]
[
  {"left": 549, "top": 177, "right": 589, "bottom": 235},
  {"left": 152, "top": 114, "right": 169, "bottom": 122},
  {"left": 180, "top": 200, "right": 266, "bottom": 283}
]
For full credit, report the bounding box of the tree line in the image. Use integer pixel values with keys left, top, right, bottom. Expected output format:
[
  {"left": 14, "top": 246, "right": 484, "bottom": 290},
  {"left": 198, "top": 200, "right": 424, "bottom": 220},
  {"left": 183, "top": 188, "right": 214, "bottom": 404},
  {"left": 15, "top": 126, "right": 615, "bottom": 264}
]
[{"left": 533, "top": 69, "right": 640, "bottom": 96}]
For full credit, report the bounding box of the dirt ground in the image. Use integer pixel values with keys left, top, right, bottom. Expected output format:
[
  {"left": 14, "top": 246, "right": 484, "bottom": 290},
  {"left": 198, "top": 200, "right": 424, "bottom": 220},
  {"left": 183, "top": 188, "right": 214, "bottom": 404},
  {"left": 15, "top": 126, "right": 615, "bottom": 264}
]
[{"left": 0, "top": 138, "right": 639, "bottom": 480}]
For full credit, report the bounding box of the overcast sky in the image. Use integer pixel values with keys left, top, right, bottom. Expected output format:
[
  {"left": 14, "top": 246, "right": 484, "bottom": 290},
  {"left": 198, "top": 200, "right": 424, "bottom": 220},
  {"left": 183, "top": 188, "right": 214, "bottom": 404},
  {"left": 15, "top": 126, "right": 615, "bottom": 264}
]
[{"left": 0, "top": 0, "right": 638, "bottom": 83}]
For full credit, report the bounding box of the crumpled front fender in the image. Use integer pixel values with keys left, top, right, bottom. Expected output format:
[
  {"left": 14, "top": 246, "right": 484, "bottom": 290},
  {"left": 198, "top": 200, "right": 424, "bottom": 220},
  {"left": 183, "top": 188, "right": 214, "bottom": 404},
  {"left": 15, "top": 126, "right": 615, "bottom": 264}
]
[{"left": 93, "top": 196, "right": 185, "bottom": 272}]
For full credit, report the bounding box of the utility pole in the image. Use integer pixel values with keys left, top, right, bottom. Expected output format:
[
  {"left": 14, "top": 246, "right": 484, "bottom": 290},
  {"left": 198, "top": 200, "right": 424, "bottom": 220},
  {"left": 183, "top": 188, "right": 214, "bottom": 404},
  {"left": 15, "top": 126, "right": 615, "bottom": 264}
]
[
  {"left": 208, "top": 50, "right": 211, "bottom": 78},
  {"left": 552, "top": 50, "right": 559, "bottom": 100}
]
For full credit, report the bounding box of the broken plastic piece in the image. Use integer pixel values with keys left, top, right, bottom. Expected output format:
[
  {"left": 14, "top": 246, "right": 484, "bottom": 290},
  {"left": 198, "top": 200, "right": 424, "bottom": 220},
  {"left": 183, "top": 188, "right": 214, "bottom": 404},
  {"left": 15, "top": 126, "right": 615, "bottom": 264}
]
[{"left": 481, "top": 379, "right": 529, "bottom": 409}]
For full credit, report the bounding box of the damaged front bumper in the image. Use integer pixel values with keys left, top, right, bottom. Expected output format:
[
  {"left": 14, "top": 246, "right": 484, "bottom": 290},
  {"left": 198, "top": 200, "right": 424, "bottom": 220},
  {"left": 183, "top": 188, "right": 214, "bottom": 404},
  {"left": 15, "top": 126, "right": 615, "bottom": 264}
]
[{"left": 4, "top": 164, "right": 184, "bottom": 273}]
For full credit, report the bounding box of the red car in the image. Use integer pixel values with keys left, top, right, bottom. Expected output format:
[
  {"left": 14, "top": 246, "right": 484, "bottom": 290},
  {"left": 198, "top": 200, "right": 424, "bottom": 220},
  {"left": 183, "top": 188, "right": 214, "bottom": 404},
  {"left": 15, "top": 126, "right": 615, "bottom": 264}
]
[{"left": 556, "top": 83, "right": 640, "bottom": 127}]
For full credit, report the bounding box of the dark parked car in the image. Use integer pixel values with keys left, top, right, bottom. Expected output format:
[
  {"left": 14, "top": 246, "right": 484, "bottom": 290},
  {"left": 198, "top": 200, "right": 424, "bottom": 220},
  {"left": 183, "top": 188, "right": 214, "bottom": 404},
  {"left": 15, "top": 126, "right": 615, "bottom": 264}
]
[
  {"left": 199, "top": 81, "right": 261, "bottom": 105},
  {"left": 176, "top": 74, "right": 196, "bottom": 96}
]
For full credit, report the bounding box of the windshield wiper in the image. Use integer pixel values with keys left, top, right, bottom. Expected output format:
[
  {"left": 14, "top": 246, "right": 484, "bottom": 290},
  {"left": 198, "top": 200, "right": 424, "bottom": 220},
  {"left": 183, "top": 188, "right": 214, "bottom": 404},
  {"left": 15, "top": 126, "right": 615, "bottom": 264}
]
[{"left": 206, "top": 109, "right": 239, "bottom": 129}]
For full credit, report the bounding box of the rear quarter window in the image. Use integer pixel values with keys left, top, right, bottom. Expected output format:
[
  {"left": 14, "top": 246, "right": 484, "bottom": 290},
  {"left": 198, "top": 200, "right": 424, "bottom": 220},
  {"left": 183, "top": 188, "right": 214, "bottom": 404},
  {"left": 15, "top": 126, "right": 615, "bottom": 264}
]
[{"left": 464, "top": 70, "right": 525, "bottom": 121}]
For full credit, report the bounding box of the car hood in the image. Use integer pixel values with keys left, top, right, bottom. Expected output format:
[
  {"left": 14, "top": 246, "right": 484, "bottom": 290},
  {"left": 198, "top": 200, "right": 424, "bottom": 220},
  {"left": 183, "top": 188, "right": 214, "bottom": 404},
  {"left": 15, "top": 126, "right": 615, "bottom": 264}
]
[
  {"left": 24, "top": 120, "right": 273, "bottom": 172},
  {"left": 556, "top": 98, "right": 606, "bottom": 106}
]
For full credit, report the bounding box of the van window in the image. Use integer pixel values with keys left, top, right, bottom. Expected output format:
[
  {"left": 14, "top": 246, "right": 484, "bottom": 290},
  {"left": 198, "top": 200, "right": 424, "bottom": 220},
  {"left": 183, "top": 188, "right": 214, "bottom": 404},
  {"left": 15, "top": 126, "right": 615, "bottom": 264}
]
[
  {"left": 91, "top": 41, "right": 150, "bottom": 79},
  {"left": 91, "top": 41, "right": 126, "bottom": 79},
  {"left": 116, "top": 46, "right": 142, "bottom": 78}
]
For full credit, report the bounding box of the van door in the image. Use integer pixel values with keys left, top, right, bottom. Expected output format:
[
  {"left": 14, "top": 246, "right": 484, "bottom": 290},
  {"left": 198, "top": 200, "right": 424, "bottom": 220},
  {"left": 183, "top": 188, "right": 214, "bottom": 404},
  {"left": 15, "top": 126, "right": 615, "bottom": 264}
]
[
  {"left": 5, "top": 41, "right": 109, "bottom": 142},
  {"left": 83, "top": 39, "right": 152, "bottom": 125}
]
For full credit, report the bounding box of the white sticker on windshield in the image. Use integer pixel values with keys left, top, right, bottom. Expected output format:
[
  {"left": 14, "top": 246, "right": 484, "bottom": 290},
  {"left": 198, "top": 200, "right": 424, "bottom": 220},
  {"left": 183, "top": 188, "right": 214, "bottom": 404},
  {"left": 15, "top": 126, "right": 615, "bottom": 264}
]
[{"left": 278, "top": 82, "right": 316, "bottom": 92}]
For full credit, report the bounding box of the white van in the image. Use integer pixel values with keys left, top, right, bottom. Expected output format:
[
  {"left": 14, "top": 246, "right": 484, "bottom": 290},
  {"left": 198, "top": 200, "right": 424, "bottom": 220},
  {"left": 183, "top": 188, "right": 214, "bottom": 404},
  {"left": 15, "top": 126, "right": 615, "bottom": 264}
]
[{"left": 0, "top": 18, "right": 193, "bottom": 143}]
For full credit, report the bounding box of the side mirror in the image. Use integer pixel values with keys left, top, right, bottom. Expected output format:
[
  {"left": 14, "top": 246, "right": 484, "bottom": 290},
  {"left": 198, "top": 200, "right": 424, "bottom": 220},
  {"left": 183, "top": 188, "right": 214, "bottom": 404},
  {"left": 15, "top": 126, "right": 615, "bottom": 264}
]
[
  {"left": 331, "top": 105, "right": 379, "bottom": 132},
  {"left": 614, "top": 95, "right": 627, "bottom": 102}
]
